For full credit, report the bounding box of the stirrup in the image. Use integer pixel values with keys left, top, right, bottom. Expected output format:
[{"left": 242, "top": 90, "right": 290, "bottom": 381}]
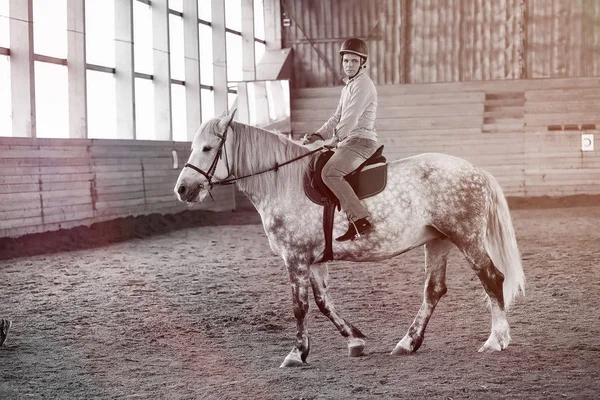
[{"left": 336, "top": 218, "right": 373, "bottom": 242}]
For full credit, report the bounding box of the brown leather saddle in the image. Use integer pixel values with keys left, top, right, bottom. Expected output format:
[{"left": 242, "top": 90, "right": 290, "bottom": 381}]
[{"left": 303, "top": 145, "right": 387, "bottom": 262}]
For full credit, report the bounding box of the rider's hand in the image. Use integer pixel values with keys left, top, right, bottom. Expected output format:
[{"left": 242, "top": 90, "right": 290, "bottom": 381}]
[
  {"left": 301, "top": 133, "right": 320, "bottom": 145},
  {"left": 323, "top": 136, "right": 339, "bottom": 149}
]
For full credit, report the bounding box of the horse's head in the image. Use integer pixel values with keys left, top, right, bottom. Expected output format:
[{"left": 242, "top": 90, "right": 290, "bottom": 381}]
[{"left": 174, "top": 111, "right": 236, "bottom": 203}]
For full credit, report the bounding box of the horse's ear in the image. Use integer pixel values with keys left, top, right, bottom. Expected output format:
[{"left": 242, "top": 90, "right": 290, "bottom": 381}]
[{"left": 217, "top": 109, "right": 237, "bottom": 132}]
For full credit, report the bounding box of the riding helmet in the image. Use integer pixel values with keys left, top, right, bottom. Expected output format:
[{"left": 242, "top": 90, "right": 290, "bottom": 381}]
[{"left": 339, "top": 38, "right": 368, "bottom": 60}]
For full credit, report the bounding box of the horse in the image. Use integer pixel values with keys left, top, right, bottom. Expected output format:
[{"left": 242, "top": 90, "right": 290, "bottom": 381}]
[{"left": 174, "top": 111, "right": 525, "bottom": 367}]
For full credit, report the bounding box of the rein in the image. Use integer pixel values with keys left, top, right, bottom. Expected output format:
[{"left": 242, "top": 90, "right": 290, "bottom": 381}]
[
  {"left": 184, "top": 121, "right": 324, "bottom": 189},
  {"left": 207, "top": 145, "right": 325, "bottom": 187}
]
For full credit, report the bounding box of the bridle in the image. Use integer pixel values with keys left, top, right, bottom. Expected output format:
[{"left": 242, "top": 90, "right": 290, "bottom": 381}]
[
  {"left": 184, "top": 118, "right": 234, "bottom": 190},
  {"left": 184, "top": 120, "right": 324, "bottom": 192}
]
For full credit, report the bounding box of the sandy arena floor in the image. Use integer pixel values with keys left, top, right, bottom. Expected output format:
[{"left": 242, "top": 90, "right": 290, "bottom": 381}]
[{"left": 0, "top": 200, "right": 599, "bottom": 399}]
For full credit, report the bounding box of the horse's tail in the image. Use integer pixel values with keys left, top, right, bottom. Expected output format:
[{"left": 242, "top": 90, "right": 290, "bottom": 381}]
[{"left": 481, "top": 170, "right": 525, "bottom": 310}]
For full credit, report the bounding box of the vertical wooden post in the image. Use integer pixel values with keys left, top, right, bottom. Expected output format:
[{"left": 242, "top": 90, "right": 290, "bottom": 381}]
[
  {"left": 9, "top": 0, "right": 35, "bottom": 137},
  {"left": 183, "top": 0, "right": 202, "bottom": 139},
  {"left": 241, "top": 0, "right": 256, "bottom": 81},
  {"left": 264, "top": 0, "right": 282, "bottom": 50},
  {"left": 212, "top": 0, "right": 228, "bottom": 113},
  {"left": 67, "top": 0, "right": 87, "bottom": 138},
  {"left": 114, "top": 0, "right": 135, "bottom": 139},
  {"left": 152, "top": 0, "right": 172, "bottom": 140}
]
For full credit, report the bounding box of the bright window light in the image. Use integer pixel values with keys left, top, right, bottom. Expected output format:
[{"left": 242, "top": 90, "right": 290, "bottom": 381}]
[
  {"left": 201, "top": 88, "right": 214, "bottom": 123},
  {"left": 0, "top": 0, "right": 9, "bottom": 48},
  {"left": 169, "top": 0, "right": 183, "bottom": 12},
  {"left": 33, "top": 0, "right": 67, "bottom": 59},
  {"left": 85, "top": 0, "right": 115, "bottom": 68},
  {"left": 255, "top": 41, "right": 266, "bottom": 66},
  {"left": 134, "top": 1, "right": 153, "bottom": 75},
  {"left": 135, "top": 77, "right": 155, "bottom": 140},
  {"left": 0, "top": 55, "right": 11, "bottom": 136},
  {"left": 199, "top": 23, "right": 213, "bottom": 85},
  {"left": 225, "top": 0, "right": 241, "bottom": 31},
  {"left": 228, "top": 92, "right": 237, "bottom": 111},
  {"left": 169, "top": 14, "right": 185, "bottom": 81},
  {"left": 87, "top": 70, "right": 117, "bottom": 139},
  {"left": 35, "top": 62, "right": 68, "bottom": 138},
  {"left": 226, "top": 32, "right": 242, "bottom": 82},
  {"left": 197, "top": 0, "right": 211, "bottom": 22},
  {"left": 171, "top": 83, "right": 187, "bottom": 141},
  {"left": 254, "top": 0, "right": 265, "bottom": 40}
]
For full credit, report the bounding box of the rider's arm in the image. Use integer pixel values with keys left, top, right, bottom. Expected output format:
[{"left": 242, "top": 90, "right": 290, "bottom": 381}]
[{"left": 314, "top": 95, "right": 342, "bottom": 140}]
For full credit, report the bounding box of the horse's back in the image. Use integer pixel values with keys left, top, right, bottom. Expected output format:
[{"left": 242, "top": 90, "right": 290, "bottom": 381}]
[{"left": 379, "top": 152, "right": 490, "bottom": 232}]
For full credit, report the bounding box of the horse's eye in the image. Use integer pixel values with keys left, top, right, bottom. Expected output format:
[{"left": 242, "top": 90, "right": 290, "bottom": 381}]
[{"left": 202, "top": 146, "right": 212, "bottom": 152}]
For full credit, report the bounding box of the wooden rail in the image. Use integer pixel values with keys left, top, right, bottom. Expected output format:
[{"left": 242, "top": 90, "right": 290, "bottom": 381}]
[{"left": 0, "top": 139, "right": 234, "bottom": 238}]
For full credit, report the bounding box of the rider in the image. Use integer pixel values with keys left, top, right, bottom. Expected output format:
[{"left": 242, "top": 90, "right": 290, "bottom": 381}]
[{"left": 303, "top": 38, "right": 379, "bottom": 241}]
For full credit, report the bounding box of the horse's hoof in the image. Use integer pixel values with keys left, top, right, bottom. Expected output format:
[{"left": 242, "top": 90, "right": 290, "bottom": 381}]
[
  {"left": 280, "top": 349, "right": 305, "bottom": 367},
  {"left": 279, "top": 358, "right": 304, "bottom": 367},
  {"left": 391, "top": 335, "right": 419, "bottom": 355},
  {"left": 478, "top": 340, "right": 502, "bottom": 353},
  {"left": 348, "top": 338, "right": 365, "bottom": 357},
  {"left": 390, "top": 344, "right": 412, "bottom": 356},
  {"left": 478, "top": 331, "right": 510, "bottom": 352}
]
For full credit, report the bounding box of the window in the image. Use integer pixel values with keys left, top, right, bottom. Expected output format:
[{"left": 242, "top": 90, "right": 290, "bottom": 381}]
[
  {"left": 171, "top": 83, "right": 187, "bottom": 141},
  {"left": 169, "top": 0, "right": 183, "bottom": 13},
  {"left": 85, "top": 0, "right": 115, "bottom": 68},
  {"left": 0, "top": 55, "right": 11, "bottom": 136},
  {"left": 228, "top": 92, "right": 237, "bottom": 111},
  {"left": 225, "top": 0, "right": 241, "bottom": 32},
  {"left": 199, "top": 23, "right": 213, "bottom": 86},
  {"left": 87, "top": 70, "right": 117, "bottom": 139},
  {"left": 135, "top": 77, "right": 155, "bottom": 140},
  {"left": 201, "top": 89, "right": 214, "bottom": 123},
  {"left": 226, "top": 32, "right": 242, "bottom": 82},
  {"left": 253, "top": 0, "right": 265, "bottom": 41},
  {"left": 169, "top": 13, "right": 185, "bottom": 81},
  {"left": 0, "top": 0, "right": 9, "bottom": 48},
  {"left": 197, "top": 0, "right": 211, "bottom": 22},
  {"left": 33, "top": 0, "right": 67, "bottom": 58},
  {"left": 255, "top": 41, "right": 266, "bottom": 66},
  {"left": 134, "top": 1, "right": 153, "bottom": 75},
  {"left": 35, "top": 62, "right": 68, "bottom": 138}
]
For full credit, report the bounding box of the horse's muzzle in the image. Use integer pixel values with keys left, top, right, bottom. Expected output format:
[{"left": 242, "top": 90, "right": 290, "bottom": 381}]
[{"left": 176, "top": 183, "right": 203, "bottom": 203}]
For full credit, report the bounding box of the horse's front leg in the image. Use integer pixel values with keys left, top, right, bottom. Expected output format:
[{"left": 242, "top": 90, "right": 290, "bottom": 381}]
[
  {"left": 280, "top": 258, "right": 311, "bottom": 367},
  {"left": 310, "top": 263, "right": 366, "bottom": 357}
]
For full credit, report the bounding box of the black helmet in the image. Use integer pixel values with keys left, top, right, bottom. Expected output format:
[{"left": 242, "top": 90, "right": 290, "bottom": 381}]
[{"left": 339, "top": 38, "right": 368, "bottom": 60}]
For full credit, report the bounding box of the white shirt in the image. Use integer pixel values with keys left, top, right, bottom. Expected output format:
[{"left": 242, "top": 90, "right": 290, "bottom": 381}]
[{"left": 315, "top": 69, "right": 378, "bottom": 145}]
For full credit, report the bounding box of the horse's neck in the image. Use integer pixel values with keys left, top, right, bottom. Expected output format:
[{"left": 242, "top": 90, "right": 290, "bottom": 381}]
[{"left": 231, "top": 123, "right": 310, "bottom": 207}]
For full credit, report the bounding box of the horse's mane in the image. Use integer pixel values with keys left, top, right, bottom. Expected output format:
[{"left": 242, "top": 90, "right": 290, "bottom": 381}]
[{"left": 229, "top": 121, "right": 311, "bottom": 198}]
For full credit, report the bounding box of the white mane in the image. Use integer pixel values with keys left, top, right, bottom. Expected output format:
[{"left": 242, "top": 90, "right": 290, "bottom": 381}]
[{"left": 226, "top": 121, "right": 311, "bottom": 200}]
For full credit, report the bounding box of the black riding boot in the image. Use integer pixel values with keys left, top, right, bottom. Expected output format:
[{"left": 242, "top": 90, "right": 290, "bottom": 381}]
[{"left": 335, "top": 217, "right": 373, "bottom": 242}]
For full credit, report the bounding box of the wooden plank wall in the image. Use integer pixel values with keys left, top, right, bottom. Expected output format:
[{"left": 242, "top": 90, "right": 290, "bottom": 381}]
[
  {"left": 282, "top": 0, "right": 600, "bottom": 88},
  {"left": 526, "top": 0, "right": 600, "bottom": 78},
  {"left": 291, "top": 77, "right": 600, "bottom": 197},
  {"left": 0, "top": 139, "right": 235, "bottom": 238}
]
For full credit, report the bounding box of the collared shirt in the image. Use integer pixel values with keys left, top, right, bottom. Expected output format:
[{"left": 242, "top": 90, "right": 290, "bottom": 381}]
[{"left": 315, "top": 69, "right": 378, "bottom": 144}]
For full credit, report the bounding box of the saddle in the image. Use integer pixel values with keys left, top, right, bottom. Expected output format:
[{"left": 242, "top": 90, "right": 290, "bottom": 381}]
[{"left": 304, "top": 145, "right": 387, "bottom": 262}]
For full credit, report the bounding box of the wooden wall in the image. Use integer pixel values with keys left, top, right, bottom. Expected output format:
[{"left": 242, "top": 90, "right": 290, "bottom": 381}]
[
  {"left": 0, "top": 138, "right": 235, "bottom": 238},
  {"left": 282, "top": 0, "right": 600, "bottom": 88},
  {"left": 291, "top": 77, "right": 600, "bottom": 197}
]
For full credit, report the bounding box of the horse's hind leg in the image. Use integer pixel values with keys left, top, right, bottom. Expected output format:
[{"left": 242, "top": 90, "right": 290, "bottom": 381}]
[
  {"left": 392, "top": 237, "right": 453, "bottom": 355},
  {"left": 460, "top": 239, "right": 511, "bottom": 352},
  {"left": 309, "top": 263, "right": 366, "bottom": 357}
]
